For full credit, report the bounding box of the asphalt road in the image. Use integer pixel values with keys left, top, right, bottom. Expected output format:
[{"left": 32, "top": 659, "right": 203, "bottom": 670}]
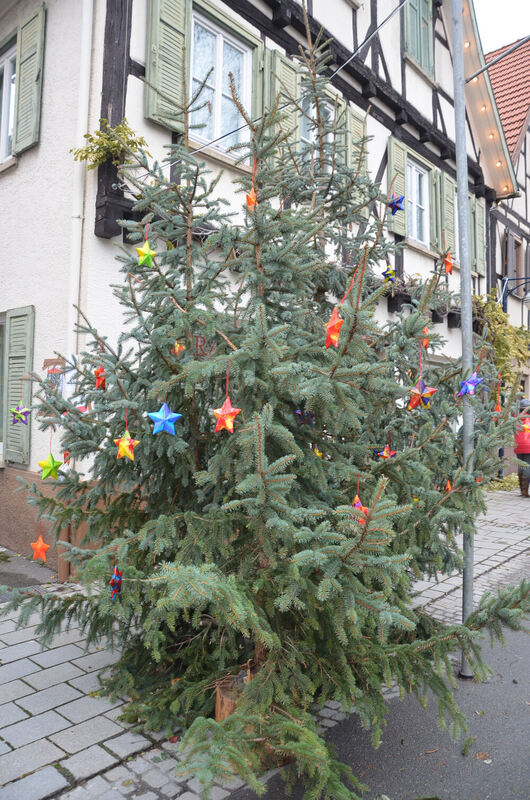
[
  {"left": 232, "top": 628, "right": 530, "bottom": 800},
  {"left": 0, "top": 546, "right": 55, "bottom": 602}
]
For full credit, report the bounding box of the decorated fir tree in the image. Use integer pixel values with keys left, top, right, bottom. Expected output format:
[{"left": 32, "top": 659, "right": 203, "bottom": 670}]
[{"left": 3, "top": 27, "right": 528, "bottom": 800}]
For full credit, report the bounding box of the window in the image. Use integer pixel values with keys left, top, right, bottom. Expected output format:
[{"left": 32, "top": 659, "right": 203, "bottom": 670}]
[
  {"left": 405, "top": 0, "right": 433, "bottom": 74},
  {"left": 190, "top": 12, "right": 251, "bottom": 150},
  {"left": 300, "top": 96, "right": 334, "bottom": 167},
  {"left": 407, "top": 159, "right": 429, "bottom": 245},
  {"left": 0, "top": 44, "right": 16, "bottom": 161},
  {"left": 454, "top": 190, "right": 460, "bottom": 263}
]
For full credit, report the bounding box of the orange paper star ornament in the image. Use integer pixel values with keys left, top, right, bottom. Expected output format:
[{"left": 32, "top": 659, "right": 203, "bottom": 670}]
[
  {"left": 325, "top": 306, "right": 344, "bottom": 349},
  {"left": 422, "top": 326, "right": 430, "bottom": 349},
  {"left": 444, "top": 252, "right": 453, "bottom": 275},
  {"left": 352, "top": 494, "right": 368, "bottom": 525},
  {"left": 408, "top": 379, "right": 437, "bottom": 410},
  {"left": 31, "top": 534, "right": 50, "bottom": 562},
  {"left": 445, "top": 479, "right": 452, "bottom": 492},
  {"left": 114, "top": 429, "right": 140, "bottom": 461},
  {"left": 94, "top": 366, "right": 106, "bottom": 389},
  {"left": 246, "top": 186, "right": 257, "bottom": 210},
  {"left": 213, "top": 396, "right": 241, "bottom": 433}
]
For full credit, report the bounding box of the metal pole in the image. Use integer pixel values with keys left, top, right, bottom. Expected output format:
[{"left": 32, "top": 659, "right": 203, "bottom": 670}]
[
  {"left": 451, "top": 0, "right": 475, "bottom": 679},
  {"left": 501, "top": 276, "right": 509, "bottom": 313}
]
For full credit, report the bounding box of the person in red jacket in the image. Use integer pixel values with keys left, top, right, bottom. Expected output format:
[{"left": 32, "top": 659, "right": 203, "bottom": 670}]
[{"left": 514, "top": 399, "right": 530, "bottom": 496}]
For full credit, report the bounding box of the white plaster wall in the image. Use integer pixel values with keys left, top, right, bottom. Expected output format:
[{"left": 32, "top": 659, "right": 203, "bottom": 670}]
[{"left": 0, "top": 0, "right": 84, "bottom": 471}]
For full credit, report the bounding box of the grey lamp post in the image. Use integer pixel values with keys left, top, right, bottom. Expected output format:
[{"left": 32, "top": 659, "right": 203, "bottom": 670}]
[{"left": 500, "top": 277, "right": 530, "bottom": 314}]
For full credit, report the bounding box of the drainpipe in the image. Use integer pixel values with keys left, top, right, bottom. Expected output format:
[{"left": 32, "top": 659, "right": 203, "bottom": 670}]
[
  {"left": 67, "top": 0, "right": 94, "bottom": 372},
  {"left": 60, "top": 0, "right": 93, "bottom": 583}
]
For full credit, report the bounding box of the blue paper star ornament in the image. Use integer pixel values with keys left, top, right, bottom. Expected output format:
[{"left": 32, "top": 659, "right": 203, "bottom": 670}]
[
  {"left": 148, "top": 402, "right": 182, "bottom": 435},
  {"left": 388, "top": 193, "right": 405, "bottom": 215},
  {"left": 458, "top": 371, "right": 484, "bottom": 397}
]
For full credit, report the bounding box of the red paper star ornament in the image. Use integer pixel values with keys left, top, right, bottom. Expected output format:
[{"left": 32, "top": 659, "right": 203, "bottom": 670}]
[
  {"left": 94, "top": 366, "right": 106, "bottom": 389},
  {"left": 352, "top": 494, "right": 368, "bottom": 525},
  {"left": 31, "top": 534, "right": 50, "bottom": 562},
  {"left": 422, "top": 326, "right": 430, "bottom": 349},
  {"left": 213, "top": 395, "right": 241, "bottom": 433},
  {"left": 325, "top": 306, "right": 344, "bottom": 349},
  {"left": 445, "top": 479, "right": 452, "bottom": 492},
  {"left": 444, "top": 252, "right": 453, "bottom": 275}
]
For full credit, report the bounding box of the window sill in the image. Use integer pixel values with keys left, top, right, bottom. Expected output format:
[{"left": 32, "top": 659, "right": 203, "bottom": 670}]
[
  {"left": 188, "top": 138, "right": 251, "bottom": 173},
  {"left": 404, "top": 54, "right": 437, "bottom": 89},
  {"left": 0, "top": 155, "right": 17, "bottom": 174},
  {"left": 405, "top": 237, "right": 438, "bottom": 260}
]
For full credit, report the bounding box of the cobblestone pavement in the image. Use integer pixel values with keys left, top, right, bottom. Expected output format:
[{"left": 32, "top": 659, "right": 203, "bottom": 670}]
[{"left": 0, "top": 490, "right": 528, "bottom": 800}]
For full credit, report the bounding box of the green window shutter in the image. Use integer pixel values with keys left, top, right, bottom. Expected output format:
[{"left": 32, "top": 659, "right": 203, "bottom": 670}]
[
  {"left": 442, "top": 173, "right": 456, "bottom": 256},
  {"left": 266, "top": 50, "right": 301, "bottom": 149},
  {"left": 0, "top": 325, "right": 4, "bottom": 445},
  {"left": 419, "top": 0, "right": 433, "bottom": 73},
  {"left": 346, "top": 105, "right": 369, "bottom": 218},
  {"left": 3, "top": 306, "right": 35, "bottom": 464},
  {"left": 145, "top": 0, "right": 191, "bottom": 133},
  {"left": 468, "top": 193, "right": 476, "bottom": 271},
  {"left": 429, "top": 169, "right": 441, "bottom": 251},
  {"left": 12, "top": 4, "right": 46, "bottom": 155},
  {"left": 475, "top": 197, "right": 486, "bottom": 277},
  {"left": 405, "top": 0, "right": 420, "bottom": 62},
  {"left": 251, "top": 43, "right": 264, "bottom": 121},
  {"left": 387, "top": 137, "right": 407, "bottom": 236}
]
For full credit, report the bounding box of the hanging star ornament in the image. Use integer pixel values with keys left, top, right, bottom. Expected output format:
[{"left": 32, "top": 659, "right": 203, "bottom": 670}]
[
  {"left": 171, "top": 341, "right": 186, "bottom": 356},
  {"left": 114, "top": 429, "right": 140, "bottom": 460},
  {"left": 63, "top": 450, "right": 71, "bottom": 465},
  {"left": 408, "top": 379, "right": 437, "bottom": 410},
  {"left": 136, "top": 240, "right": 156, "bottom": 268},
  {"left": 444, "top": 251, "right": 453, "bottom": 275},
  {"left": 148, "top": 402, "right": 182, "bottom": 435},
  {"left": 325, "top": 306, "right": 344, "bottom": 349},
  {"left": 10, "top": 405, "right": 31, "bottom": 425},
  {"left": 213, "top": 396, "right": 241, "bottom": 434},
  {"left": 493, "top": 402, "right": 502, "bottom": 421},
  {"left": 388, "top": 193, "right": 404, "bottom": 215},
  {"left": 94, "top": 366, "right": 106, "bottom": 389},
  {"left": 295, "top": 409, "right": 315, "bottom": 427},
  {"left": 458, "top": 371, "right": 484, "bottom": 397},
  {"left": 38, "top": 453, "right": 63, "bottom": 480},
  {"left": 422, "top": 326, "right": 430, "bottom": 349},
  {"left": 382, "top": 265, "right": 395, "bottom": 283},
  {"left": 375, "top": 444, "right": 397, "bottom": 460},
  {"left": 445, "top": 479, "right": 452, "bottom": 492},
  {"left": 246, "top": 186, "right": 257, "bottom": 210},
  {"left": 352, "top": 494, "right": 368, "bottom": 525},
  {"left": 110, "top": 563, "right": 122, "bottom": 600},
  {"left": 30, "top": 534, "right": 51, "bottom": 562}
]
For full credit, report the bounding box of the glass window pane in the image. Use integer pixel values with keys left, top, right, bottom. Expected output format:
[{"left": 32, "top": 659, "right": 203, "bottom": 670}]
[
  {"left": 7, "top": 59, "right": 16, "bottom": 155},
  {"left": 222, "top": 41, "right": 243, "bottom": 95},
  {"left": 407, "top": 198, "right": 414, "bottom": 237},
  {"left": 407, "top": 162, "right": 413, "bottom": 201},
  {"left": 193, "top": 23, "right": 216, "bottom": 83},
  {"left": 191, "top": 80, "right": 214, "bottom": 139},
  {"left": 416, "top": 169, "right": 424, "bottom": 206},
  {"left": 221, "top": 95, "right": 242, "bottom": 148},
  {"left": 417, "top": 206, "right": 424, "bottom": 242}
]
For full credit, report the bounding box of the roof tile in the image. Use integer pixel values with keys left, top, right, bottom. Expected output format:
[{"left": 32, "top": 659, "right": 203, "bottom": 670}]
[{"left": 486, "top": 38, "right": 530, "bottom": 158}]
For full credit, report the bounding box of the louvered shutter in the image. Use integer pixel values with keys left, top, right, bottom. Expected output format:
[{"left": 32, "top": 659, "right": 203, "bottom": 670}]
[
  {"left": 267, "top": 50, "right": 301, "bottom": 149},
  {"left": 468, "top": 193, "right": 477, "bottom": 271},
  {"left": 406, "top": 0, "right": 420, "bottom": 62},
  {"left": 429, "top": 169, "right": 441, "bottom": 251},
  {"left": 346, "top": 105, "right": 369, "bottom": 218},
  {"left": 145, "top": 0, "right": 191, "bottom": 133},
  {"left": 442, "top": 173, "right": 456, "bottom": 256},
  {"left": 12, "top": 4, "right": 45, "bottom": 155},
  {"left": 506, "top": 231, "right": 516, "bottom": 279},
  {"left": 475, "top": 197, "right": 486, "bottom": 277},
  {"left": 387, "top": 137, "right": 407, "bottom": 236},
  {"left": 3, "top": 306, "right": 34, "bottom": 464},
  {"left": 419, "top": 0, "right": 433, "bottom": 73}
]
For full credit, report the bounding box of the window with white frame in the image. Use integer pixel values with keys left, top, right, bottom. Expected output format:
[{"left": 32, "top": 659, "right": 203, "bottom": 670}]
[
  {"left": 190, "top": 12, "right": 251, "bottom": 151},
  {"left": 454, "top": 190, "right": 460, "bottom": 263},
  {"left": 406, "top": 159, "right": 429, "bottom": 245},
  {"left": 0, "top": 44, "right": 16, "bottom": 161}
]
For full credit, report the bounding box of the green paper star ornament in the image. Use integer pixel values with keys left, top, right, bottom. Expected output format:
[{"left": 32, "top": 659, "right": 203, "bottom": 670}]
[
  {"left": 136, "top": 240, "right": 156, "bottom": 268},
  {"left": 38, "top": 452, "right": 63, "bottom": 480}
]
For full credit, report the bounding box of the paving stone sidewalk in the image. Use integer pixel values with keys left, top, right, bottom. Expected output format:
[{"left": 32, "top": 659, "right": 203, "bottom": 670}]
[{"left": 0, "top": 490, "right": 528, "bottom": 800}]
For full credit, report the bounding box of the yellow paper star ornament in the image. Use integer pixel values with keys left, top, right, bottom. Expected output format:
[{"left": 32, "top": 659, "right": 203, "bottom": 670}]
[
  {"left": 136, "top": 240, "right": 156, "bottom": 268},
  {"left": 38, "top": 453, "right": 62, "bottom": 480},
  {"left": 114, "top": 429, "right": 140, "bottom": 461}
]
